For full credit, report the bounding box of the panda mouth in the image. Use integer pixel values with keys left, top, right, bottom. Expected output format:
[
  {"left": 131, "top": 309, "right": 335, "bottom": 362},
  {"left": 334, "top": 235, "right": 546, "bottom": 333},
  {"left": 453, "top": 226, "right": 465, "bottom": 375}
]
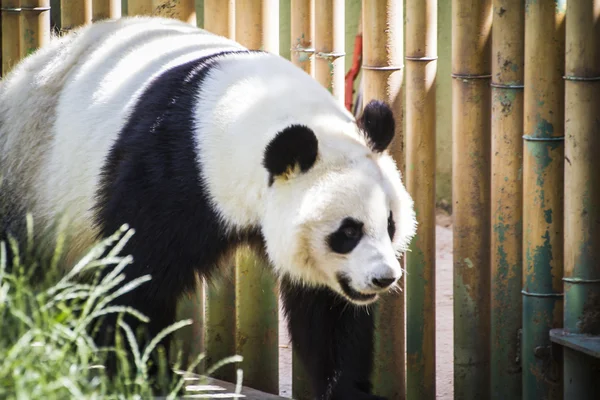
[{"left": 336, "top": 273, "right": 377, "bottom": 303}]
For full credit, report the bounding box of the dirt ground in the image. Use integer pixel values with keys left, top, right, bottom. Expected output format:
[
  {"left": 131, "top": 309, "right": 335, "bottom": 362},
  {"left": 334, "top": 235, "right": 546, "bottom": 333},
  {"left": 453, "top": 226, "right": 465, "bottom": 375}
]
[{"left": 277, "top": 210, "right": 454, "bottom": 399}]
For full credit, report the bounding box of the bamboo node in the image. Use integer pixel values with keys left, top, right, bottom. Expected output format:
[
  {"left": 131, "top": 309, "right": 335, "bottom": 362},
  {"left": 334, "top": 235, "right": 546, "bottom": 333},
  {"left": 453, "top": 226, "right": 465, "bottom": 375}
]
[
  {"left": 521, "top": 290, "right": 564, "bottom": 298},
  {"left": 405, "top": 56, "right": 438, "bottom": 62},
  {"left": 522, "top": 135, "right": 565, "bottom": 142},
  {"left": 291, "top": 47, "right": 315, "bottom": 54},
  {"left": 0, "top": 7, "right": 21, "bottom": 12},
  {"left": 490, "top": 82, "right": 524, "bottom": 89},
  {"left": 451, "top": 73, "right": 492, "bottom": 80},
  {"left": 562, "top": 277, "right": 600, "bottom": 284},
  {"left": 563, "top": 75, "right": 600, "bottom": 82},
  {"left": 362, "top": 64, "right": 403, "bottom": 71},
  {"left": 315, "top": 51, "right": 345, "bottom": 60},
  {"left": 20, "top": 6, "right": 51, "bottom": 12}
]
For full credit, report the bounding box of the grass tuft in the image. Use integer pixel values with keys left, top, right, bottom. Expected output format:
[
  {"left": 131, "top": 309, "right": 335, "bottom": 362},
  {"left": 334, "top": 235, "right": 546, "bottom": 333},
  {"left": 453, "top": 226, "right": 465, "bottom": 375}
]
[{"left": 0, "top": 223, "right": 244, "bottom": 399}]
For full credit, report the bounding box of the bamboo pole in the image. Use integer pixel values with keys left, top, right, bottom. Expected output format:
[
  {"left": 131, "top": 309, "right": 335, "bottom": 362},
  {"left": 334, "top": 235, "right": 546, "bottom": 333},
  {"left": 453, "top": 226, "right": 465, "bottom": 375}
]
[
  {"left": 561, "top": 0, "right": 600, "bottom": 397},
  {"left": 203, "top": 0, "right": 234, "bottom": 38},
  {"left": 490, "top": 1, "right": 524, "bottom": 398},
  {"left": 451, "top": 0, "right": 492, "bottom": 397},
  {"left": 127, "top": 0, "right": 153, "bottom": 15},
  {"left": 290, "top": 0, "right": 314, "bottom": 76},
  {"left": 522, "top": 1, "right": 566, "bottom": 399},
  {"left": 21, "top": 1, "right": 50, "bottom": 57},
  {"left": 92, "top": 0, "right": 121, "bottom": 21},
  {"left": 60, "top": 0, "right": 92, "bottom": 31},
  {"left": 362, "top": 1, "right": 406, "bottom": 398},
  {"left": 128, "top": 0, "right": 196, "bottom": 24},
  {"left": 405, "top": 0, "right": 436, "bottom": 399},
  {"left": 314, "top": 0, "right": 344, "bottom": 104},
  {"left": 233, "top": 1, "right": 279, "bottom": 394},
  {"left": 201, "top": 0, "right": 236, "bottom": 384},
  {"left": 289, "top": 5, "right": 314, "bottom": 398},
  {"left": 1, "top": 0, "right": 22, "bottom": 76}
]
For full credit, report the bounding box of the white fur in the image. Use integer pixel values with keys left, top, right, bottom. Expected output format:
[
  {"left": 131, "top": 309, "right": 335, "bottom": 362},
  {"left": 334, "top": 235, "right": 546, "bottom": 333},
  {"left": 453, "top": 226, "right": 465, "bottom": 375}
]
[{"left": 0, "top": 17, "right": 417, "bottom": 303}]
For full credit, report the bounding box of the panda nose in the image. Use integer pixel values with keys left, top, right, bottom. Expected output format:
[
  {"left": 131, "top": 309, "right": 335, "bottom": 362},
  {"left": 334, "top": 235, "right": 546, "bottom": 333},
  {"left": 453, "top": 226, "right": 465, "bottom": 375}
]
[{"left": 371, "top": 276, "right": 396, "bottom": 289}]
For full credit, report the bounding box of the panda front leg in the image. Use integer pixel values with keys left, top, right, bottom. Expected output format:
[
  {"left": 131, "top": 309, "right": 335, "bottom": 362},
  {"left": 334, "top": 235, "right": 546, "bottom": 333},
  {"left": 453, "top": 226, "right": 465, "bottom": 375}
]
[{"left": 280, "top": 277, "right": 387, "bottom": 400}]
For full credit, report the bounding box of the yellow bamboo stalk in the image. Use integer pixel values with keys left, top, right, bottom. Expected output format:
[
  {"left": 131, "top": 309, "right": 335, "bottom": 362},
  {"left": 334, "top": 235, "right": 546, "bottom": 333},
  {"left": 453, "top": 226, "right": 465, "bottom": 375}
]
[
  {"left": 203, "top": 0, "right": 234, "bottom": 38},
  {"left": 290, "top": 0, "right": 314, "bottom": 76},
  {"left": 561, "top": 0, "right": 600, "bottom": 396},
  {"left": 361, "top": 1, "right": 405, "bottom": 399},
  {"left": 289, "top": 3, "right": 313, "bottom": 395},
  {"left": 234, "top": 1, "right": 279, "bottom": 394},
  {"left": 127, "top": 0, "right": 153, "bottom": 15},
  {"left": 314, "top": 0, "right": 344, "bottom": 104},
  {"left": 202, "top": 0, "right": 236, "bottom": 383},
  {"left": 20, "top": 1, "right": 50, "bottom": 57},
  {"left": 92, "top": 0, "right": 121, "bottom": 21},
  {"left": 128, "top": 0, "right": 196, "bottom": 24},
  {"left": 405, "top": 0, "right": 437, "bottom": 398},
  {"left": 60, "top": 0, "right": 92, "bottom": 31},
  {"left": 490, "top": 1, "right": 524, "bottom": 398},
  {"left": 1, "top": 0, "right": 22, "bottom": 76},
  {"left": 451, "top": 0, "right": 493, "bottom": 398}
]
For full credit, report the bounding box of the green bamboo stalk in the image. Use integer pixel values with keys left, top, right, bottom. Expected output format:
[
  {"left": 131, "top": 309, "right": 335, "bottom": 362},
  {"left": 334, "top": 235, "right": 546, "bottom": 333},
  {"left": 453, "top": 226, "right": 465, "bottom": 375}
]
[
  {"left": 522, "top": 1, "right": 566, "bottom": 399},
  {"left": 561, "top": 0, "right": 600, "bottom": 397},
  {"left": 490, "top": 1, "right": 524, "bottom": 398}
]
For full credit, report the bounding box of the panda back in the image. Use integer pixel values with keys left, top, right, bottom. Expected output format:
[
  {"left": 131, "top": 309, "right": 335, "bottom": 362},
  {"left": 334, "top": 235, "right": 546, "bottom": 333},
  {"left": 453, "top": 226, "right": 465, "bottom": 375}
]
[{"left": 0, "top": 17, "right": 246, "bottom": 264}]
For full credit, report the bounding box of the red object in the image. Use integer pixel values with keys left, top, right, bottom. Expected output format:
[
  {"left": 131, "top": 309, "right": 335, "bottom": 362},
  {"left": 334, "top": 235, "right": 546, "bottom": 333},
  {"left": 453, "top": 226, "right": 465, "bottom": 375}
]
[{"left": 344, "top": 33, "right": 363, "bottom": 112}]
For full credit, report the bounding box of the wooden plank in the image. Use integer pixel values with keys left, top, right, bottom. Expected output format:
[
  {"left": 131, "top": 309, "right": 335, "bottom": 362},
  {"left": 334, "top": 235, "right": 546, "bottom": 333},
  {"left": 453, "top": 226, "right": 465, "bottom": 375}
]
[{"left": 162, "top": 370, "right": 288, "bottom": 399}]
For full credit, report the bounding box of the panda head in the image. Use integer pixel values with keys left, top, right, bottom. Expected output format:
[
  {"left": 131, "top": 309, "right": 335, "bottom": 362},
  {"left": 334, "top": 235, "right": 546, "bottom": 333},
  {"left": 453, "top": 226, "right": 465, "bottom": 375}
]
[{"left": 261, "top": 100, "right": 417, "bottom": 305}]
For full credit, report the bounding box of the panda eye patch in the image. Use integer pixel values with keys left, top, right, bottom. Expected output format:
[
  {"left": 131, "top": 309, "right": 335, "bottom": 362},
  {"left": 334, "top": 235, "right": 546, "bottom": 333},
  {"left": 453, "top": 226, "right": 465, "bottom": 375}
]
[
  {"left": 327, "top": 217, "right": 364, "bottom": 254},
  {"left": 388, "top": 211, "right": 396, "bottom": 240}
]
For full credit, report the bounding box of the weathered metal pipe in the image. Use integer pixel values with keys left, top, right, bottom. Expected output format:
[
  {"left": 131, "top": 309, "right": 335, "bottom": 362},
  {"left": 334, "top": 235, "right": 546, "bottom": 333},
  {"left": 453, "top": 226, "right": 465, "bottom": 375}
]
[
  {"left": 361, "top": 1, "right": 406, "bottom": 398},
  {"left": 405, "top": 0, "right": 437, "bottom": 398},
  {"left": 522, "top": 1, "right": 566, "bottom": 398},
  {"left": 451, "top": 0, "right": 493, "bottom": 397},
  {"left": 490, "top": 1, "right": 524, "bottom": 398}
]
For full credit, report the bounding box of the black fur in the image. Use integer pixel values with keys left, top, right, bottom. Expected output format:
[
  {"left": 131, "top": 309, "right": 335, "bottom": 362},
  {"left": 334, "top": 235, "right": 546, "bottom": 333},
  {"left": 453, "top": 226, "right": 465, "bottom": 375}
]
[
  {"left": 280, "top": 277, "right": 385, "bottom": 400},
  {"left": 357, "top": 100, "right": 395, "bottom": 153},
  {"left": 387, "top": 211, "right": 396, "bottom": 240},
  {"left": 92, "top": 49, "right": 264, "bottom": 386},
  {"left": 262, "top": 124, "right": 318, "bottom": 186},
  {"left": 327, "top": 217, "right": 364, "bottom": 254},
  {"left": 81, "top": 49, "right": 382, "bottom": 399}
]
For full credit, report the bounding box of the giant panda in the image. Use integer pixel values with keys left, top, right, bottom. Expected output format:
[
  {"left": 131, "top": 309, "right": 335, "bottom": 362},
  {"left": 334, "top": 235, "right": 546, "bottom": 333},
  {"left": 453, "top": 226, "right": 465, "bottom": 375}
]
[{"left": 0, "top": 16, "right": 416, "bottom": 399}]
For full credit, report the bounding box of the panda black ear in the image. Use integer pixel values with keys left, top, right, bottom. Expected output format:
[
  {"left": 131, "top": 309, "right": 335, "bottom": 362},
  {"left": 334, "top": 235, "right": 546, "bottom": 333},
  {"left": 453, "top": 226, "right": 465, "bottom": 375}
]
[
  {"left": 357, "top": 100, "right": 395, "bottom": 153},
  {"left": 262, "top": 124, "right": 318, "bottom": 186}
]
